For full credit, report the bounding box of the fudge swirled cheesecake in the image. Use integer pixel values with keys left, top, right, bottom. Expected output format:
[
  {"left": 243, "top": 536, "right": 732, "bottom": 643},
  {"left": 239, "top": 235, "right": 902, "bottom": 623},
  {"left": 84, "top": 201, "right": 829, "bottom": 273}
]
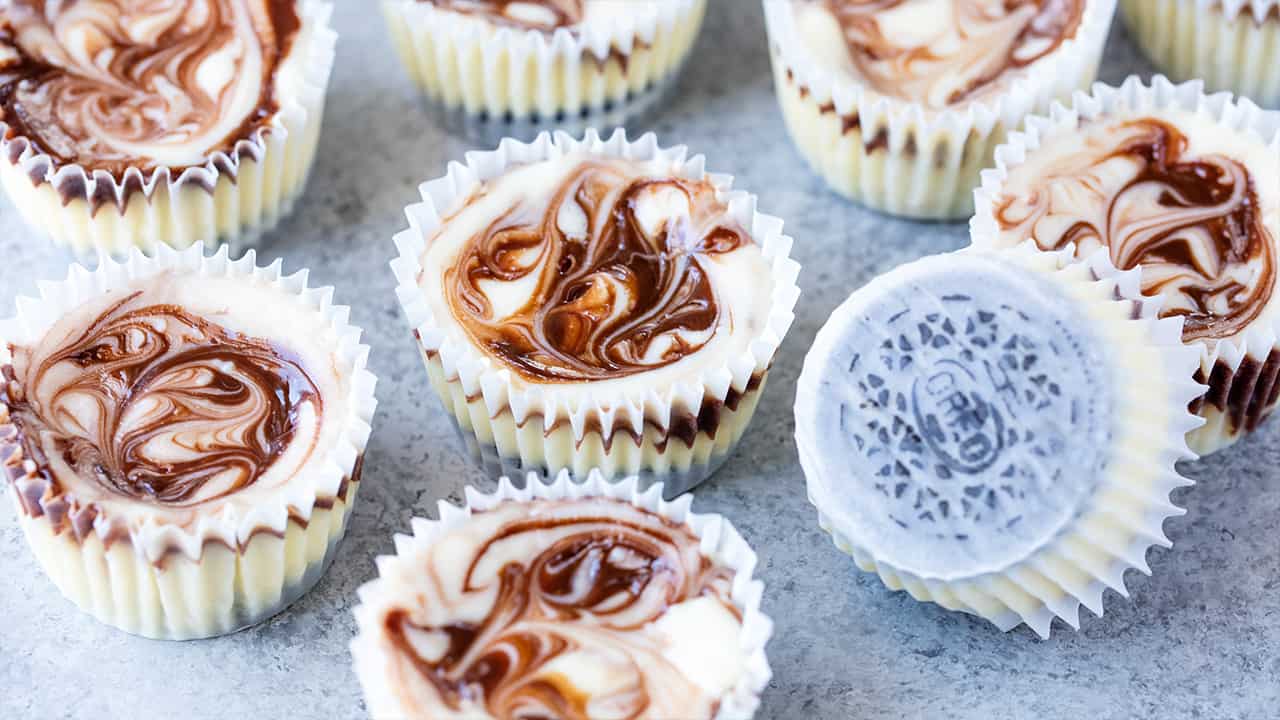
[
  {"left": 762, "top": 0, "right": 1116, "bottom": 218},
  {"left": 0, "top": 246, "right": 376, "bottom": 640},
  {"left": 382, "top": 0, "right": 706, "bottom": 134},
  {"left": 0, "top": 0, "right": 336, "bottom": 256},
  {"left": 392, "top": 131, "right": 800, "bottom": 496},
  {"left": 974, "top": 76, "right": 1280, "bottom": 454},
  {"left": 351, "top": 472, "right": 772, "bottom": 719}
]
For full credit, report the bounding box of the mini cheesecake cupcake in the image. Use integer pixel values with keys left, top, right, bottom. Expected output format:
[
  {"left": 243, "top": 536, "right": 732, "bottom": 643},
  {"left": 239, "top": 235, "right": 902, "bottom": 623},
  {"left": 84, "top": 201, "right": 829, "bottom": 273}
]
[
  {"left": 973, "top": 76, "right": 1280, "bottom": 455},
  {"left": 795, "top": 243, "right": 1204, "bottom": 637},
  {"left": 1121, "top": 0, "right": 1280, "bottom": 109},
  {"left": 381, "top": 0, "right": 706, "bottom": 140},
  {"left": 351, "top": 471, "right": 772, "bottom": 720},
  {"left": 0, "top": 245, "right": 377, "bottom": 640},
  {"left": 391, "top": 130, "right": 800, "bottom": 497},
  {"left": 763, "top": 0, "right": 1116, "bottom": 219},
  {"left": 0, "top": 1, "right": 337, "bottom": 257}
]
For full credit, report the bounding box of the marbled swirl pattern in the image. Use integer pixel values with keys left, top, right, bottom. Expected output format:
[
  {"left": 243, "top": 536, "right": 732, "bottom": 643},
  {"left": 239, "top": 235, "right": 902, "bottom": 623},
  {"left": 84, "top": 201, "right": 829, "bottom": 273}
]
[
  {"left": 3, "top": 290, "right": 320, "bottom": 506},
  {"left": 377, "top": 498, "right": 742, "bottom": 720},
  {"left": 816, "top": 0, "right": 1084, "bottom": 107},
  {"left": 419, "top": 0, "right": 584, "bottom": 31},
  {"left": 445, "top": 159, "right": 750, "bottom": 383},
  {"left": 995, "top": 116, "right": 1275, "bottom": 342},
  {"left": 0, "top": 0, "right": 299, "bottom": 174}
]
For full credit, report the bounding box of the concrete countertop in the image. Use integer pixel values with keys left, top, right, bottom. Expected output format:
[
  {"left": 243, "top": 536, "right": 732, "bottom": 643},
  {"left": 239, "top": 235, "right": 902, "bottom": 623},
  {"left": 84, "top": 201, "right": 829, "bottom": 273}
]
[{"left": 3, "top": 2, "right": 1278, "bottom": 718}]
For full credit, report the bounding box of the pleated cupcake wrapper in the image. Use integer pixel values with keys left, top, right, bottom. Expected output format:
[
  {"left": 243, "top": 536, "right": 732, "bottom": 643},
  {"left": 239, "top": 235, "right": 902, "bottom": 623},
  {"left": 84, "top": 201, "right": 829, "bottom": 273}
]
[
  {"left": 761, "top": 0, "right": 1115, "bottom": 219},
  {"left": 416, "top": 71, "right": 686, "bottom": 147},
  {"left": 444, "top": 409, "right": 744, "bottom": 499},
  {"left": 796, "top": 242, "right": 1205, "bottom": 638},
  {"left": 0, "top": 0, "right": 337, "bottom": 258},
  {"left": 1121, "top": 0, "right": 1280, "bottom": 108},
  {"left": 381, "top": 0, "right": 704, "bottom": 130},
  {"left": 0, "top": 243, "right": 378, "bottom": 639},
  {"left": 390, "top": 128, "right": 801, "bottom": 489},
  {"left": 972, "top": 74, "right": 1280, "bottom": 455},
  {"left": 351, "top": 469, "right": 773, "bottom": 720}
]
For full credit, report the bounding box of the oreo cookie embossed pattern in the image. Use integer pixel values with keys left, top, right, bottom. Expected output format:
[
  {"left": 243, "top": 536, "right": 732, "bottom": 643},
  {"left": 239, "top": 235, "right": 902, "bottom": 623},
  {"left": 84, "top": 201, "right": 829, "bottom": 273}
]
[
  {"left": 829, "top": 268, "right": 1107, "bottom": 578},
  {"left": 797, "top": 246, "right": 1201, "bottom": 635}
]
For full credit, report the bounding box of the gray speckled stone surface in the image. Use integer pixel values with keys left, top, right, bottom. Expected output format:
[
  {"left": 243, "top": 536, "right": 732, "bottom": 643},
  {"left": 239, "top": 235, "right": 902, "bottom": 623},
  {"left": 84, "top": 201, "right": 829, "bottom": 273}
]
[{"left": 3, "top": 2, "right": 1279, "bottom": 718}]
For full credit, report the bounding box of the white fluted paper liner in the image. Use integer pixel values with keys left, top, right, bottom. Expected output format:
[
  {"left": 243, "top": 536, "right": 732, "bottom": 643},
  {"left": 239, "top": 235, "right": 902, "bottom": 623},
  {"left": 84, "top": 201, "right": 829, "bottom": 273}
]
[
  {"left": 390, "top": 128, "right": 802, "bottom": 497},
  {"left": 382, "top": 0, "right": 704, "bottom": 138},
  {"left": 1121, "top": 0, "right": 1280, "bottom": 108},
  {"left": 795, "top": 242, "right": 1205, "bottom": 637},
  {"left": 0, "top": 243, "right": 378, "bottom": 640},
  {"left": 350, "top": 470, "right": 773, "bottom": 719},
  {"left": 0, "top": 0, "right": 337, "bottom": 258},
  {"left": 762, "top": 0, "right": 1116, "bottom": 219},
  {"left": 973, "top": 75, "right": 1280, "bottom": 455}
]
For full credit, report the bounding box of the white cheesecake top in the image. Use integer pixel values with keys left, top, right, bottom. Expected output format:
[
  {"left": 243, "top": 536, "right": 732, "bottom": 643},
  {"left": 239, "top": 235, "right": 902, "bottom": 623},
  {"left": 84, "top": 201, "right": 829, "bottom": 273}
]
[
  {"left": 789, "top": 0, "right": 1086, "bottom": 108},
  {"left": 2, "top": 269, "right": 351, "bottom": 536},
  {"left": 0, "top": 0, "right": 301, "bottom": 174},
  {"left": 992, "top": 108, "right": 1280, "bottom": 343},
  {"left": 364, "top": 497, "right": 746, "bottom": 720},
  {"left": 418, "top": 150, "right": 775, "bottom": 396}
]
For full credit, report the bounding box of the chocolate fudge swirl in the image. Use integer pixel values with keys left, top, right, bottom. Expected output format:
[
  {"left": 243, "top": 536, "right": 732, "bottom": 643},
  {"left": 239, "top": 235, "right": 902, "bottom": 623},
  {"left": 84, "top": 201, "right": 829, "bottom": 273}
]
[
  {"left": 446, "top": 161, "right": 749, "bottom": 383},
  {"left": 0, "top": 0, "right": 300, "bottom": 176},
  {"left": 824, "top": 0, "right": 1084, "bottom": 106},
  {"left": 995, "top": 118, "right": 1275, "bottom": 342},
  {"left": 383, "top": 510, "right": 736, "bottom": 719},
  {"left": 419, "top": 0, "right": 584, "bottom": 30},
  {"left": 9, "top": 292, "right": 320, "bottom": 506}
]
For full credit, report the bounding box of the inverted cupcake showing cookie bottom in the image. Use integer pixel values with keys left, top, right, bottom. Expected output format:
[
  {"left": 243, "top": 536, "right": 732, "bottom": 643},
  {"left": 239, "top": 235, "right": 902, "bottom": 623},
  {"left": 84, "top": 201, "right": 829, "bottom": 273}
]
[
  {"left": 392, "top": 130, "right": 801, "bottom": 497},
  {"left": 974, "top": 76, "right": 1280, "bottom": 454},
  {"left": 0, "top": 246, "right": 376, "bottom": 640},
  {"left": 795, "top": 244, "right": 1204, "bottom": 637}
]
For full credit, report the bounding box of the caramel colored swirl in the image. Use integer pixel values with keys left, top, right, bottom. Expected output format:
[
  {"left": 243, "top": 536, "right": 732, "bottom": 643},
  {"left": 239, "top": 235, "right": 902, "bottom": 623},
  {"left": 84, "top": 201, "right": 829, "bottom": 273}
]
[
  {"left": 419, "top": 0, "right": 584, "bottom": 30},
  {"left": 995, "top": 117, "right": 1276, "bottom": 342},
  {"left": 820, "top": 0, "right": 1084, "bottom": 107},
  {"left": 7, "top": 292, "right": 320, "bottom": 506},
  {"left": 445, "top": 161, "right": 749, "bottom": 383},
  {"left": 382, "top": 501, "right": 740, "bottom": 720},
  {"left": 0, "top": 0, "right": 300, "bottom": 176}
]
